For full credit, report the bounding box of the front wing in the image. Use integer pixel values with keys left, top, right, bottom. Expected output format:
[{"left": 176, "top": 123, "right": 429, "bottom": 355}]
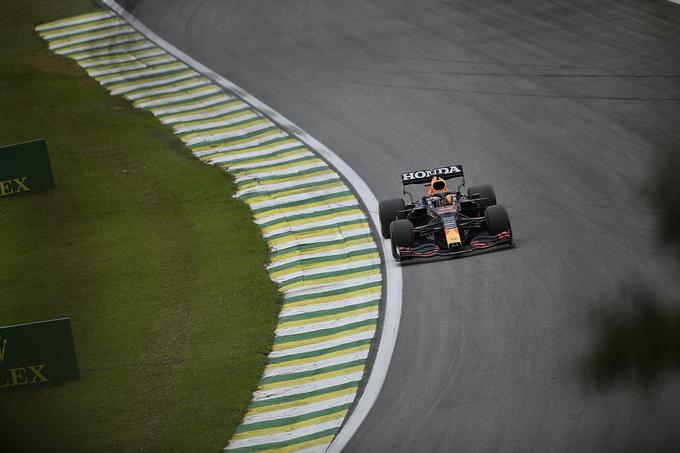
[{"left": 397, "top": 230, "right": 513, "bottom": 259}]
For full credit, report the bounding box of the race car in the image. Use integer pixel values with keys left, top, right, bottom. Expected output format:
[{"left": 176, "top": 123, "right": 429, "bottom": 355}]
[{"left": 379, "top": 164, "right": 514, "bottom": 261}]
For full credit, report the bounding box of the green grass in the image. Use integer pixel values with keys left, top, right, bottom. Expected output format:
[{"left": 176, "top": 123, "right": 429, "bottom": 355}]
[{"left": 0, "top": 1, "right": 281, "bottom": 451}]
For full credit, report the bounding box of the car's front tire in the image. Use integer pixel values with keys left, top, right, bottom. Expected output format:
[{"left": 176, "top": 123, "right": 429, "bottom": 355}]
[
  {"left": 390, "top": 219, "right": 414, "bottom": 260},
  {"left": 379, "top": 198, "right": 406, "bottom": 239},
  {"left": 485, "top": 204, "right": 511, "bottom": 235}
]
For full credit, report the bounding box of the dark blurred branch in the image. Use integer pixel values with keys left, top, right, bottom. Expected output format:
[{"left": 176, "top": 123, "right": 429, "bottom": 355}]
[
  {"left": 585, "top": 286, "right": 680, "bottom": 388},
  {"left": 584, "top": 148, "right": 680, "bottom": 389},
  {"left": 649, "top": 149, "right": 680, "bottom": 255}
]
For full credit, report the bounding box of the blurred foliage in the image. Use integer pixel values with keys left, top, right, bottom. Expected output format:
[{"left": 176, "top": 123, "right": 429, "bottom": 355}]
[
  {"left": 649, "top": 149, "right": 680, "bottom": 257},
  {"left": 586, "top": 286, "right": 680, "bottom": 388},
  {"left": 586, "top": 149, "right": 680, "bottom": 389}
]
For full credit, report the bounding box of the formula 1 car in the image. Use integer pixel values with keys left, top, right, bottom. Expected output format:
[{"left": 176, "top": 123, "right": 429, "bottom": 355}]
[{"left": 379, "top": 165, "right": 513, "bottom": 261}]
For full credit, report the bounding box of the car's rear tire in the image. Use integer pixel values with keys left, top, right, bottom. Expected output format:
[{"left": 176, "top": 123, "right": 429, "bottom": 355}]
[
  {"left": 390, "top": 219, "right": 414, "bottom": 260},
  {"left": 485, "top": 204, "right": 511, "bottom": 235},
  {"left": 379, "top": 198, "right": 406, "bottom": 238},
  {"left": 468, "top": 184, "right": 497, "bottom": 208}
]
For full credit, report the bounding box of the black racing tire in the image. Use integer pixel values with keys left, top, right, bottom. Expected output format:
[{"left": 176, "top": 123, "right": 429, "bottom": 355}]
[
  {"left": 390, "top": 219, "right": 414, "bottom": 260},
  {"left": 485, "top": 204, "right": 511, "bottom": 235},
  {"left": 379, "top": 198, "right": 406, "bottom": 239},
  {"left": 467, "top": 184, "right": 497, "bottom": 208}
]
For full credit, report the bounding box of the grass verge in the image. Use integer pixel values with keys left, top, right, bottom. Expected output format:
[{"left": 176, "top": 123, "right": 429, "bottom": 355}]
[{"left": 0, "top": 1, "right": 281, "bottom": 451}]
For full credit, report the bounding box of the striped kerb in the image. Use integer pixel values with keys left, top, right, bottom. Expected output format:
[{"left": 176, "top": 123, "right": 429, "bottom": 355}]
[{"left": 37, "top": 10, "right": 382, "bottom": 453}]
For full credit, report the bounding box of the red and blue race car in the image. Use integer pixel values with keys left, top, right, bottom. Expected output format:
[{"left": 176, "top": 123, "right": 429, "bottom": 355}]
[{"left": 378, "top": 165, "right": 514, "bottom": 262}]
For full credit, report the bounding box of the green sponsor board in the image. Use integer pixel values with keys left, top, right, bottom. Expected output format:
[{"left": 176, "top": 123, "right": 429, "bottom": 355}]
[
  {"left": 0, "top": 138, "right": 55, "bottom": 198},
  {"left": 0, "top": 318, "right": 79, "bottom": 389}
]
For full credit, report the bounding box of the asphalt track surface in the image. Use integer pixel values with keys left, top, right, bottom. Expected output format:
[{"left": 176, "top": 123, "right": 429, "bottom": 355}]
[{"left": 117, "top": 1, "right": 680, "bottom": 451}]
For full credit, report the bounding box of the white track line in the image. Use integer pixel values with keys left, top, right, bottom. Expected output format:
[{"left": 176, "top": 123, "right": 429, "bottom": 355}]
[
  {"left": 103, "top": 2, "right": 403, "bottom": 451},
  {"left": 237, "top": 173, "right": 340, "bottom": 197},
  {"left": 79, "top": 47, "right": 165, "bottom": 67},
  {"left": 280, "top": 293, "right": 381, "bottom": 317},
  {"left": 227, "top": 419, "right": 345, "bottom": 450},
  {"left": 125, "top": 78, "right": 209, "bottom": 99},
  {"left": 256, "top": 199, "right": 359, "bottom": 226},
  {"left": 264, "top": 213, "right": 366, "bottom": 239},
  {"left": 242, "top": 394, "right": 357, "bottom": 424},
  {"left": 135, "top": 85, "right": 221, "bottom": 108},
  {"left": 55, "top": 33, "right": 144, "bottom": 55},
  {"left": 268, "top": 330, "right": 376, "bottom": 359},
  {"left": 275, "top": 311, "right": 379, "bottom": 337},
  {"left": 247, "top": 184, "right": 346, "bottom": 211},
  {"left": 237, "top": 161, "right": 327, "bottom": 181},
  {"left": 109, "top": 70, "right": 196, "bottom": 94},
  {"left": 272, "top": 258, "right": 380, "bottom": 286},
  {"left": 252, "top": 373, "right": 365, "bottom": 402},
  {"left": 268, "top": 241, "right": 375, "bottom": 271},
  {"left": 173, "top": 111, "right": 259, "bottom": 133},
  {"left": 282, "top": 274, "right": 382, "bottom": 299},
  {"left": 262, "top": 350, "right": 371, "bottom": 379},
  {"left": 163, "top": 101, "right": 251, "bottom": 125},
  {"left": 36, "top": 11, "right": 115, "bottom": 32},
  {"left": 210, "top": 141, "right": 302, "bottom": 165},
  {"left": 271, "top": 227, "right": 372, "bottom": 254},
  {"left": 71, "top": 40, "right": 154, "bottom": 60}
]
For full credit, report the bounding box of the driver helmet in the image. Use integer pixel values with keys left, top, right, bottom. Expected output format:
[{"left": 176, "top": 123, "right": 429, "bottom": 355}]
[{"left": 427, "top": 176, "right": 449, "bottom": 195}]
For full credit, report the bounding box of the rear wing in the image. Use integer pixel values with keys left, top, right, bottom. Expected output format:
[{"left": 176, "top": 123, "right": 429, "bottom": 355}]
[{"left": 401, "top": 165, "right": 464, "bottom": 194}]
